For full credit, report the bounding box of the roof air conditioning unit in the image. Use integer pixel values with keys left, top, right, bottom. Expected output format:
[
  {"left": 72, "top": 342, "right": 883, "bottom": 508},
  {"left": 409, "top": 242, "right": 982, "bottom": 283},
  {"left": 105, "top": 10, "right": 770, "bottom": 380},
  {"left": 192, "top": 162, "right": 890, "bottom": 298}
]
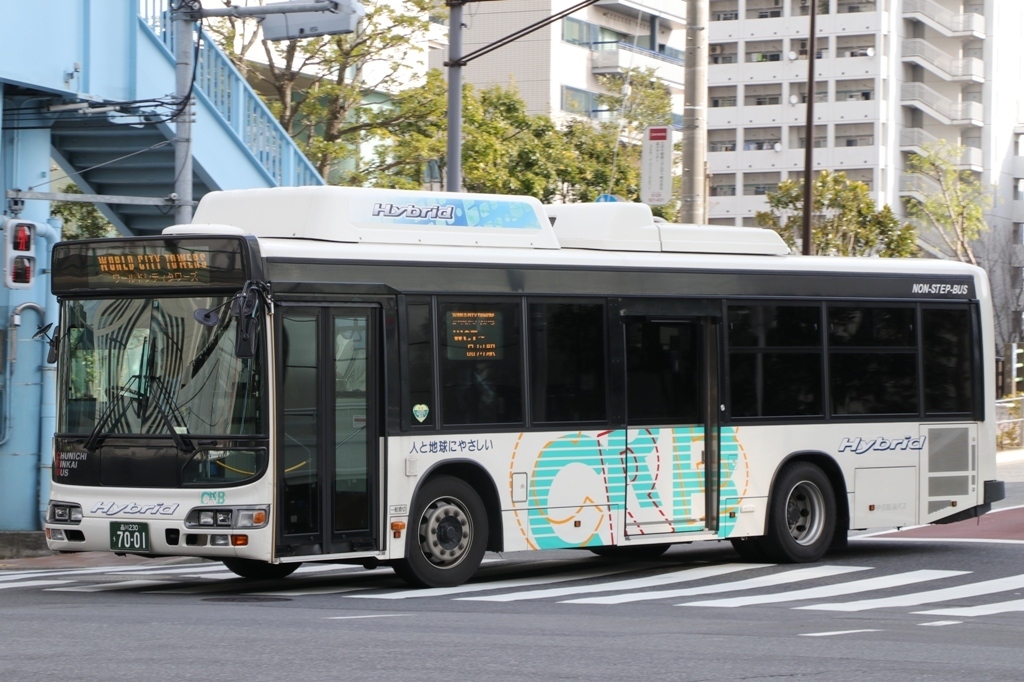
[{"left": 710, "top": 45, "right": 723, "bottom": 54}]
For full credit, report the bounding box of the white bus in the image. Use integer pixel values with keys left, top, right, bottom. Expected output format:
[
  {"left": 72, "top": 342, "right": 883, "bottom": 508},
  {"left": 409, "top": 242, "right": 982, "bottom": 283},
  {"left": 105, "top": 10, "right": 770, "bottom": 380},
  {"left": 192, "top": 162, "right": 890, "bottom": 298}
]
[{"left": 44, "top": 187, "right": 1004, "bottom": 587}]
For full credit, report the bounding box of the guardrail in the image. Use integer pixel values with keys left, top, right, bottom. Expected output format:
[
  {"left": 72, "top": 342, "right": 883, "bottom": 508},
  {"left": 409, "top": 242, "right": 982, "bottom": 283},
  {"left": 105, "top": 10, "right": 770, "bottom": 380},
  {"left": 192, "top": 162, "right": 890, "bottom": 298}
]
[{"left": 138, "top": 0, "right": 323, "bottom": 187}]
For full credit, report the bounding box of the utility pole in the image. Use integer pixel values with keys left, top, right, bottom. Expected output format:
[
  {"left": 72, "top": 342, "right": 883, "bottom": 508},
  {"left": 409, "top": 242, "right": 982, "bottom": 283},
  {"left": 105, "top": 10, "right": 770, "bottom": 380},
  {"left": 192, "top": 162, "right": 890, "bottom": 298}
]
[
  {"left": 801, "top": 0, "right": 818, "bottom": 256},
  {"left": 680, "top": 0, "right": 708, "bottom": 223},
  {"left": 173, "top": 10, "right": 195, "bottom": 225},
  {"left": 446, "top": 1, "right": 466, "bottom": 193}
]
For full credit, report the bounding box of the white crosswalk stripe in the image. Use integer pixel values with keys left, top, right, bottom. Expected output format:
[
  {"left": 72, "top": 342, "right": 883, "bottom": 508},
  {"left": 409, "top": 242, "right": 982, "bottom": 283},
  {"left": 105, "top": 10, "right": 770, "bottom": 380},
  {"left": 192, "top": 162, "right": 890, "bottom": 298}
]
[
  {"left": 46, "top": 580, "right": 172, "bottom": 592},
  {"left": 680, "top": 570, "right": 968, "bottom": 608},
  {"left": 0, "top": 580, "right": 74, "bottom": 590},
  {"left": 914, "top": 599, "right": 1024, "bottom": 618},
  {"left": 459, "top": 563, "right": 770, "bottom": 602},
  {"left": 797, "top": 574, "right": 1024, "bottom": 612},
  {"left": 347, "top": 566, "right": 637, "bottom": 600},
  {"left": 563, "top": 565, "right": 870, "bottom": 605}
]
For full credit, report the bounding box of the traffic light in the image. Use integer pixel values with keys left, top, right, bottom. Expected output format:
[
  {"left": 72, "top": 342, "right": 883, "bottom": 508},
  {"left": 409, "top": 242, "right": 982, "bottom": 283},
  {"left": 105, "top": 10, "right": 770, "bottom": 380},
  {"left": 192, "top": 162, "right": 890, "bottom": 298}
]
[{"left": 3, "top": 218, "right": 38, "bottom": 289}]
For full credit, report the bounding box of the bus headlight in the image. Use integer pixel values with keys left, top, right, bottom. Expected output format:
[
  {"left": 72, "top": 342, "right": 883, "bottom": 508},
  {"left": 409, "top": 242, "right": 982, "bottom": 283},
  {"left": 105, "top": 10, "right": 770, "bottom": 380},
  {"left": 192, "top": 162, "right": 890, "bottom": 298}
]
[
  {"left": 186, "top": 506, "right": 268, "bottom": 529},
  {"left": 47, "top": 502, "right": 83, "bottom": 525}
]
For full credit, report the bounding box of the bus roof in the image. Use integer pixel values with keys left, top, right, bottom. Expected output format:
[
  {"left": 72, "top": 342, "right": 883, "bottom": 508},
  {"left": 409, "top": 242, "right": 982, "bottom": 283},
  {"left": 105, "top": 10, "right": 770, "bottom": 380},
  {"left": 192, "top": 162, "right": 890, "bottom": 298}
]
[{"left": 178, "top": 187, "right": 789, "bottom": 257}]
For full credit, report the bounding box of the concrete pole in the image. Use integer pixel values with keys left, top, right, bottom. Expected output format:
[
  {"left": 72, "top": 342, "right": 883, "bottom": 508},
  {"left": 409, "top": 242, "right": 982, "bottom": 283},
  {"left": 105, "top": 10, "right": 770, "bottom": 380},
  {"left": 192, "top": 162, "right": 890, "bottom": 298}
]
[
  {"left": 174, "top": 14, "right": 194, "bottom": 224},
  {"left": 446, "top": 1, "right": 465, "bottom": 193},
  {"left": 801, "top": 0, "right": 818, "bottom": 255},
  {"left": 681, "top": 0, "right": 708, "bottom": 223}
]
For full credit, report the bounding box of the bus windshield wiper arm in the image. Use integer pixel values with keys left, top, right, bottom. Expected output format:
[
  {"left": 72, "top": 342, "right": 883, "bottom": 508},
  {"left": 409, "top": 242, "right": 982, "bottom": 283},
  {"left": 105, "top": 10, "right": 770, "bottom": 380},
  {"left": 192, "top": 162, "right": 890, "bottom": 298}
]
[
  {"left": 145, "top": 375, "right": 195, "bottom": 454},
  {"left": 82, "top": 376, "right": 141, "bottom": 454}
]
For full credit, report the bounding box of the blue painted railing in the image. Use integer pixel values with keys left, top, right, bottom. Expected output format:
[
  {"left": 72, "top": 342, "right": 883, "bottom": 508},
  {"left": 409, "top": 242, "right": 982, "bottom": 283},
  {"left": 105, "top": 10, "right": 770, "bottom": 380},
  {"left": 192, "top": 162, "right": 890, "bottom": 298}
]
[{"left": 138, "top": 0, "right": 324, "bottom": 187}]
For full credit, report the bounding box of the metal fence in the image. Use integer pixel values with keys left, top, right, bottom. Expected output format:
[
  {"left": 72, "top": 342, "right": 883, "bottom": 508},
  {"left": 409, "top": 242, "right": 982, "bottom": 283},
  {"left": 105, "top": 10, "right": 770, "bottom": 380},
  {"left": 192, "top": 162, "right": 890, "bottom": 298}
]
[
  {"left": 996, "top": 397, "right": 1023, "bottom": 450},
  {"left": 137, "top": 0, "right": 324, "bottom": 187}
]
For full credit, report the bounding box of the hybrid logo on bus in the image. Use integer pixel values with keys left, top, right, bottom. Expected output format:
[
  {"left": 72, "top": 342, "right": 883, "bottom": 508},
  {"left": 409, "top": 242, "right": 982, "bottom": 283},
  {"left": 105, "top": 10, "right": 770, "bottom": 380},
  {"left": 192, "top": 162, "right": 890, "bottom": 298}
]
[
  {"left": 90, "top": 502, "right": 180, "bottom": 516},
  {"left": 838, "top": 436, "right": 926, "bottom": 455},
  {"left": 911, "top": 283, "right": 969, "bottom": 295},
  {"left": 372, "top": 202, "right": 456, "bottom": 222}
]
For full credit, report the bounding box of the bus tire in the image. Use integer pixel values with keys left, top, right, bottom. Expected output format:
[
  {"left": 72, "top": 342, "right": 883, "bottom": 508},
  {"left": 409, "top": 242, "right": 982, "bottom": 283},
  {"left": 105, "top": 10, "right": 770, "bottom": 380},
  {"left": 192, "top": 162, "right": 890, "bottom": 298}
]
[
  {"left": 760, "top": 461, "right": 836, "bottom": 563},
  {"left": 393, "top": 475, "right": 488, "bottom": 588},
  {"left": 222, "top": 558, "right": 300, "bottom": 580},
  {"left": 589, "top": 543, "right": 671, "bottom": 559}
]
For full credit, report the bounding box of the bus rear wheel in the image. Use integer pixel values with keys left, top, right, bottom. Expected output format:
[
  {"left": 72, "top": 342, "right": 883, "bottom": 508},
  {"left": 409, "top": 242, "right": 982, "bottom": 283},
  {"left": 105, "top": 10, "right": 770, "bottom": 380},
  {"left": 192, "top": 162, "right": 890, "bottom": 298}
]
[
  {"left": 760, "top": 461, "right": 836, "bottom": 563},
  {"left": 393, "top": 475, "right": 489, "bottom": 588},
  {"left": 222, "top": 558, "right": 301, "bottom": 580}
]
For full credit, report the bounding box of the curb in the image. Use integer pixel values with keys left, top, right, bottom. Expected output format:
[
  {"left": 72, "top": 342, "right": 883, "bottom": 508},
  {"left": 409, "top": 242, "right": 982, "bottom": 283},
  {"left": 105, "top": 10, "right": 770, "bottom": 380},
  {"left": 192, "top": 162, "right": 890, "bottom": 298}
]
[{"left": 0, "top": 531, "right": 52, "bottom": 559}]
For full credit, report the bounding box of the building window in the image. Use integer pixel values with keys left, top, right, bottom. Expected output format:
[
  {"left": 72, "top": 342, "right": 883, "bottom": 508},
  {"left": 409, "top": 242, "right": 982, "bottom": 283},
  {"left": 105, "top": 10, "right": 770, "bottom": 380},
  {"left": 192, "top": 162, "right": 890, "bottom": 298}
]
[{"left": 562, "top": 86, "right": 600, "bottom": 118}]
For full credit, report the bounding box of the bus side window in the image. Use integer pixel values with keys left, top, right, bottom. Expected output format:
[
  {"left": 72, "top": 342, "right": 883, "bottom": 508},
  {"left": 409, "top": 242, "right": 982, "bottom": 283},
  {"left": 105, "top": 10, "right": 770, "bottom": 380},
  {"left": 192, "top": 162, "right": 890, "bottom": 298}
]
[
  {"left": 406, "top": 298, "right": 435, "bottom": 428},
  {"left": 921, "top": 306, "right": 973, "bottom": 415},
  {"left": 528, "top": 301, "right": 606, "bottom": 424},
  {"left": 438, "top": 300, "right": 523, "bottom": 427}
]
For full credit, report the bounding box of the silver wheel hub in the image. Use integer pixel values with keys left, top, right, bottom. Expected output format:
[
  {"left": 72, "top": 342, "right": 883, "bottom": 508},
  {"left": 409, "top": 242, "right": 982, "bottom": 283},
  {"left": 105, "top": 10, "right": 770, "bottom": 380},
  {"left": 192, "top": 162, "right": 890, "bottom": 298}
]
[
  {"left": 785, "top": 480, "right": 825, "bottom": 546},
  {"left": 417, "top": 496, "right": 472, "bottom": 568}
]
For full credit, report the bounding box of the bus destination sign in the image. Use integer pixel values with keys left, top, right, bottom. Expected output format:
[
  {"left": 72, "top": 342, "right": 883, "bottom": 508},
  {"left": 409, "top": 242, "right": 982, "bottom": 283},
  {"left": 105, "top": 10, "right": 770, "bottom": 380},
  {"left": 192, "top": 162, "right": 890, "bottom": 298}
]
[
  {"left": 52, "top": 238, "right": 249, "bottom": 293},
  {"left": 94, "top": 251, "right": 210, "bottom": 286},
  {"left": 446, "top": 310, "right": 503, "bottom": 360}
]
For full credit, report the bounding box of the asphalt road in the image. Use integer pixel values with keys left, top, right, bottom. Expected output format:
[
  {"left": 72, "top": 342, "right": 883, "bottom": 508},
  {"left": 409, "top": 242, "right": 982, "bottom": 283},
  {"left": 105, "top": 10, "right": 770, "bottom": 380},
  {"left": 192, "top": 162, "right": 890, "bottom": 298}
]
[{"left": 2, "top": 479, "right": 1024, "bottom": 682}]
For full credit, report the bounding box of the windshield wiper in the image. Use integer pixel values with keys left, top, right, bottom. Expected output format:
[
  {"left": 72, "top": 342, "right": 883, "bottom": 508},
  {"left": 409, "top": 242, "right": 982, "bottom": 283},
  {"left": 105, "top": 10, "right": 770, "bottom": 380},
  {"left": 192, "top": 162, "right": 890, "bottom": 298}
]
[
  {"left": 146, "top": 375, "right": 195, "bottom": 454},
  {"left": 82, "top": 376, "right": 142, "bottom": 454}
]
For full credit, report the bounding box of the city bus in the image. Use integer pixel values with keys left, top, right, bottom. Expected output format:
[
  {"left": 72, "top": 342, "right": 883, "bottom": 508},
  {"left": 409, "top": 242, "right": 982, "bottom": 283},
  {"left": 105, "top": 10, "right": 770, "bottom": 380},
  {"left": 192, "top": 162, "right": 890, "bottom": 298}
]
[{"left": 43, "top": 186, "right": 1004, "bottom": 588}]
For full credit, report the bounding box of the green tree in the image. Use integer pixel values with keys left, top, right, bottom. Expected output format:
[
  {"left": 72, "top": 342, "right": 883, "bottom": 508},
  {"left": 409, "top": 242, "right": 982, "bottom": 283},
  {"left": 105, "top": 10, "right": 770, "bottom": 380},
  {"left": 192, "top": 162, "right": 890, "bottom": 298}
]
[
  {"left": 208, "top": 0, "right": 438, "bottom": 181},
  {"left": 905, "top": 140, "right": 991, "bottom": 266},
  {"left": 552, "top": 68, "right": 679, "bottom": 219},
  {"left": 51, "top": 184, "right": 116, "bottom": 240},
  {"left": 755, "top": 171, "right": 917, "bottom": 257}
]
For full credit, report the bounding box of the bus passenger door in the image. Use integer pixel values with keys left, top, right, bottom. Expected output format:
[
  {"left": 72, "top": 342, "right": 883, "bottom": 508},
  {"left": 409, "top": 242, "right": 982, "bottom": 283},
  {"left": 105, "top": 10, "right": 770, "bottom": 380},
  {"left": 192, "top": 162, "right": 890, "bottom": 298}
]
[
  {"left": 617, "top": 300, "right": 721, "bottom": 537},
  {"left": 277, "top": 305, "right": 380, "bottom": 557}
]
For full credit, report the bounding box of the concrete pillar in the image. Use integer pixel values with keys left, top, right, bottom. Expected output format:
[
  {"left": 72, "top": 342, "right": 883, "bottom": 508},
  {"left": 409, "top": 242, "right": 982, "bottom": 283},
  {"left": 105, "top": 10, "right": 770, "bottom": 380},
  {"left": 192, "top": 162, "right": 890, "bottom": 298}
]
[{"left": 0, "top": 93, "right": 55, "bottom": 530}]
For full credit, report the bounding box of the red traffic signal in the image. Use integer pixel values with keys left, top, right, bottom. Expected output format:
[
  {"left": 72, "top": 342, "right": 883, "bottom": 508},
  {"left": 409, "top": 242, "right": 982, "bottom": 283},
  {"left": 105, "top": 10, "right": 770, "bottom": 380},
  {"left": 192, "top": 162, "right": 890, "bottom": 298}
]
[{"left": 3, "top": 219, "right": 39, "bottom": 290}]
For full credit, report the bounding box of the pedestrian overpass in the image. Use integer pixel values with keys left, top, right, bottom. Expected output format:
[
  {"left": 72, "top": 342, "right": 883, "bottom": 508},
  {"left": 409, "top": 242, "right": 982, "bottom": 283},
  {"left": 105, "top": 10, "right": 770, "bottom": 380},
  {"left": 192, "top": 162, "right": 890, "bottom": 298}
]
[{"left": 0, "top": 0, "right": 324, "bottom": 530}]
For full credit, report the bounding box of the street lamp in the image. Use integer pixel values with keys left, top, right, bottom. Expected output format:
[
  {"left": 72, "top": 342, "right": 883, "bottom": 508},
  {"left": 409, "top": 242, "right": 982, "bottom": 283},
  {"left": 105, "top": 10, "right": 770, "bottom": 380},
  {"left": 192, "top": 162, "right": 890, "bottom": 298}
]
[{"left": 801, "top": 0, "right": 819, "bottom": 256}]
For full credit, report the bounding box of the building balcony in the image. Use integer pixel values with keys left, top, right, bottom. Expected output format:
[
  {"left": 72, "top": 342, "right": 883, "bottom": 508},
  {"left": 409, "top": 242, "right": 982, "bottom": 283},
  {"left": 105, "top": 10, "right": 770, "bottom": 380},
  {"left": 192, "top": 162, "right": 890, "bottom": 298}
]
[
  {"left": 595, "top": 0, "right": 685, "bottom": 27},
  {"left": 901, "top": 82, "right": 983, "bottom": 126},
  {"left": 902, "top": 39, "right": 985, "bottom": 83},
  {"left": 903, "top": 0, "right": 985, "bottom": 39},
  {"left": 900, "top": 128, "right": 984, "bottom": 170},
  {"left": 899, "top": 173, "right": 943, "bottom": 200},
  {"left": 592, "top": 42, "right": 684, "bottom": 91},
  {"left": 1014, "top": 200, "right": 1024, "bottom": 224}
]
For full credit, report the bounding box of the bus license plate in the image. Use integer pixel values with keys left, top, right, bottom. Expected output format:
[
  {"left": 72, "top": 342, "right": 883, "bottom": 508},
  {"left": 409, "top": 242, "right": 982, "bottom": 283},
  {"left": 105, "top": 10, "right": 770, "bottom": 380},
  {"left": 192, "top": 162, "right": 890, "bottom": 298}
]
[{"left": 109, "top": 521, "right": 150, "bottom": 553}]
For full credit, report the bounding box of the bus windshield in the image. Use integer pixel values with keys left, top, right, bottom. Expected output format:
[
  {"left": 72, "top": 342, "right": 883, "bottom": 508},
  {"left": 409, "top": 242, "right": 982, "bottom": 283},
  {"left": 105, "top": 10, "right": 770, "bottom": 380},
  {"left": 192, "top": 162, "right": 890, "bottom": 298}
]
[{"left": 59, "top": 295, "right": 263, "bottom": 439}]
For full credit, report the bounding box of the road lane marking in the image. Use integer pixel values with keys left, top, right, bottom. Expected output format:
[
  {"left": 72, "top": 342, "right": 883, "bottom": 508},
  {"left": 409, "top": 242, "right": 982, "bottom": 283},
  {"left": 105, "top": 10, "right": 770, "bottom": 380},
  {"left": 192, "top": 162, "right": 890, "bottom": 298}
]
[
  {"left": 680, "top": 570, "right": 967, "bottom": 608},
  {"left": 348, "top": 567, "right": 636, "bottom": 600},
  {"left": 326, "top": 614, "right": 410, "bottom": 620},
  {"left": 46, "top": 580, "right": 171, "bottom": 592},
  {"left": 798, "top": 574, "right": 1024, "bottom": 612},
  {"left": 461, "top": 564, "right": 771, "bottom": 603},
  {"left": 0, "top": 580, "right": 74, "bottom": 590},
  {"left": 799, "top": 629, "right": 881, "bottom": 637},
  {"left": 564, "top": 566, "right": 870, "bottom": 605},
  {"left": 918, "top": 620, "right": 963, "bottom": 626},
  {"left": 915, "top": 598, "right": 1024, "bottom": 617}
]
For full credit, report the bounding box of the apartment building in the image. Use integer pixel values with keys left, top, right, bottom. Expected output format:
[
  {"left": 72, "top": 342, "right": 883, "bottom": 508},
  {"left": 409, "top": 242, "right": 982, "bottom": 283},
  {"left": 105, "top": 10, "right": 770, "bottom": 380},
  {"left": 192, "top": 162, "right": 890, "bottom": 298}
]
[
  {"left": 708, "top": 0, "right": 1024, "bottom": 344},
  {"left": 430, "top": 0, "right": 686, "bottom": 125}
]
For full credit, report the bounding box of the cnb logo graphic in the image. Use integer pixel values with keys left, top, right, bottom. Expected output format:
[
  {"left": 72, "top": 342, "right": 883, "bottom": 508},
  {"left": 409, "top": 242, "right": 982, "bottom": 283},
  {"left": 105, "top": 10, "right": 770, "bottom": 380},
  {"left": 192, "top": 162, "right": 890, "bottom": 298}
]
[{"left": 839, "top": 436, "right": 926, "bottom": 455}]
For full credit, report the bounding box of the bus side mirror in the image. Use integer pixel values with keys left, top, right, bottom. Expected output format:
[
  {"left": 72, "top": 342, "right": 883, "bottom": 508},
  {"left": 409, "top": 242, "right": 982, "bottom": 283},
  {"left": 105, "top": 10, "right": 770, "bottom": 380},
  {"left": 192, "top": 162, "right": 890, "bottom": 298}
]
[
  {"left": 33, "top": 323, "right": 59, "bottom": 364},
  {"left": 235, "top": 316, "right": 258, "bottom": 359}
]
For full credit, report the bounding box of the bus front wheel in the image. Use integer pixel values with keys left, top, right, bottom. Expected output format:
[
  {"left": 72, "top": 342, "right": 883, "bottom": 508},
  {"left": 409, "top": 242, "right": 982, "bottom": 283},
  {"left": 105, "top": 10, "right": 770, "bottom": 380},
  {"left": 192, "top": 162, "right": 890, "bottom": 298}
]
[
  {"left": 760, "top": 461, "right": 836, "bottom": 563},
  {"left": 222, "top": 558, "right": 301, "bottom": 580},
  {"left": 393, "top": 475, "right": 489, "bottom": 588}
]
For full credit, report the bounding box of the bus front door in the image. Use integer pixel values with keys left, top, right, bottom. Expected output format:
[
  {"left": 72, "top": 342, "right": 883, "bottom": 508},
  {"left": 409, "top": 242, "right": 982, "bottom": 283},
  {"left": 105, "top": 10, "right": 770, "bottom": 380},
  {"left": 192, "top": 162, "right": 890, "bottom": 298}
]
[
  {"left": 277, "top": 306, "right": 380, "bottom": 557},
  {"left": 618, "top": 303, "right": 721, "bottom": 537}
]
